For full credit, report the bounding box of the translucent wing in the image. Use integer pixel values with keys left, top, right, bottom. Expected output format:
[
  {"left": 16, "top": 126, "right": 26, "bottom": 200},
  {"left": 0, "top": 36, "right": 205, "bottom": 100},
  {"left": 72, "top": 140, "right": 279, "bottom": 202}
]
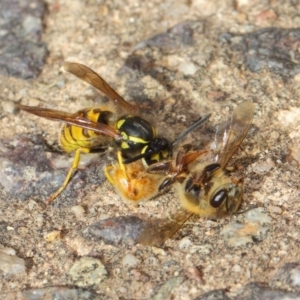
[
  {"left": 138, "top": 209, "right": 193, "bottom": 246},
  {"left": 17, "top": 104, "right": 122, "bottom": 141},
  {"left": 213, "top": 102, "right": 254, "bottom": 168},
  {"left": 64, "top": 62, "right": 137, "bottom": 114}
]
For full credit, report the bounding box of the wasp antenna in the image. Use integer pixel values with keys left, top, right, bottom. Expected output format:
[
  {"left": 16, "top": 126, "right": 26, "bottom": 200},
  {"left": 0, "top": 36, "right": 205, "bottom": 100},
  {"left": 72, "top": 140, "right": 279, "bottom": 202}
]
[{"left": 171, "top": 114, "right": 211, "bottom": 148}]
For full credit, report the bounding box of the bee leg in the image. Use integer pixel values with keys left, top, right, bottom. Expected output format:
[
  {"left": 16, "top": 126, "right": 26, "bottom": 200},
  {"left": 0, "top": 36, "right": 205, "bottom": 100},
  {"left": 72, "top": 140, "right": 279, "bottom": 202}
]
[{"left": 46, "top": 148, "right": 83, "bottom": 205}]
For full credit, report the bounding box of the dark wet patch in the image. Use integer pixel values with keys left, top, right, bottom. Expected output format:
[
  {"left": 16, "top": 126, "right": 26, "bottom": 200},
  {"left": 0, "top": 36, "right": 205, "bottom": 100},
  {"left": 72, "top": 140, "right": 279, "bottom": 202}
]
[
  {"left": 221, "top": 28, "right": 300, "bottom": 78},
  {"left": 0, "top": 135, "right": 107, "bottom": 204},
  {"left": 0, "top": 0, "right": 48, "bottom": 79}
]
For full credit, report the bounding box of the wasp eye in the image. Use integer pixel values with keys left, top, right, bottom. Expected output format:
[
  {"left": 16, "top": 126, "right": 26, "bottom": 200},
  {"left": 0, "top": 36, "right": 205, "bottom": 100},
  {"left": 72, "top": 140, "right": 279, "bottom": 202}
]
[{"left": 210, "top": 189, "right": 228, "bottom": 208}]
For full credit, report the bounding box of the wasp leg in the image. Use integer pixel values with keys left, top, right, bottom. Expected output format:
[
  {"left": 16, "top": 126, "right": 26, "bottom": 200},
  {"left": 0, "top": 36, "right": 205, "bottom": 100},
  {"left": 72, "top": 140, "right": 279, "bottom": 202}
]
[
  {"left": 104, "top": 165, "right": 115, "bottom": 185},
  {"left": 104, "top": 151, "right": 128, "bottom": 185},
  {"left": 46, "top": 148, "right": 89, "bottom": 205},
  {"left": 117, "top": 151, "right": 128, "bottom": 180}
]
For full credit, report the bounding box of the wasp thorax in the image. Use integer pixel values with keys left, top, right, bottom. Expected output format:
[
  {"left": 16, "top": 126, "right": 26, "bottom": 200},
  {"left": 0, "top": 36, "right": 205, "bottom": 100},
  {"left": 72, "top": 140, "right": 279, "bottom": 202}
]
[
  {"left": 142, "top": 138, "right": 170, "bottom": 166},
  {"left": 116, "top": 115, "right": 155, "bottom": 153}
]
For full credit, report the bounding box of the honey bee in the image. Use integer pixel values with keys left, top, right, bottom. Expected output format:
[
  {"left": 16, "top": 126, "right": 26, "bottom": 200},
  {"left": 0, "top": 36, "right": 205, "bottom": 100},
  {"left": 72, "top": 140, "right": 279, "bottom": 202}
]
[
  {"left": 138, "top": 101, "right": 255, "bottom": 246},
  {"left": 17, "top": 62, "right": 209, "bottom": 204}
]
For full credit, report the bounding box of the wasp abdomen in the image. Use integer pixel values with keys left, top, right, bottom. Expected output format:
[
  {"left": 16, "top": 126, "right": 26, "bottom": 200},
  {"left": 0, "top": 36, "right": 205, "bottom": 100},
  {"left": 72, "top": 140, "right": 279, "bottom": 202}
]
[{"left": 60, "top": 108, "right": 114, "bottom": 153}]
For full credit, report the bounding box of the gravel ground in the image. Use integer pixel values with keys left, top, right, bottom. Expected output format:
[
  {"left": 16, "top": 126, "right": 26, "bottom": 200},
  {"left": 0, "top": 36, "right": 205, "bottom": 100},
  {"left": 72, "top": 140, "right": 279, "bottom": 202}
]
[{"left": 1, "top": 0, "right": 300, "bottom": 299}]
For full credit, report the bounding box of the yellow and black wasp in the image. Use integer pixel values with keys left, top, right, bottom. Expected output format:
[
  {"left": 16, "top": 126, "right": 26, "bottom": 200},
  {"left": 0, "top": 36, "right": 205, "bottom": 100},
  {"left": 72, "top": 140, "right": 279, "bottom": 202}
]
[
  {"left": 18, "top": 62, "right": 210, "bottom": 204},
  {"left": 138, "top": 101, "right": 255, "bottom": 246}
]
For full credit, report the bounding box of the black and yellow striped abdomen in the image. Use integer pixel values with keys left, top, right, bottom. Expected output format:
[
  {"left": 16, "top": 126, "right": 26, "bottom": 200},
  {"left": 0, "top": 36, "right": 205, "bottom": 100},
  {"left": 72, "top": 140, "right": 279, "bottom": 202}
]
[{"left": 60, "top": 107, "right": 113, "bottom": 153}]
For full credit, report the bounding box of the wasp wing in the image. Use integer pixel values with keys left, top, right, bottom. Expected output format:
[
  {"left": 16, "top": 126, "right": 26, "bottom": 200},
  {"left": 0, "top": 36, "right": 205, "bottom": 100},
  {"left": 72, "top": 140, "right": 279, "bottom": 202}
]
[
  {"left": 17, "top": 104, "right": 122, "bottom": 140},
  {"left": 213, "top": 102, "right": 254, "bottom": 168},
  {"left": 64, "top": 62, "right": 137, "bottom": 114}
]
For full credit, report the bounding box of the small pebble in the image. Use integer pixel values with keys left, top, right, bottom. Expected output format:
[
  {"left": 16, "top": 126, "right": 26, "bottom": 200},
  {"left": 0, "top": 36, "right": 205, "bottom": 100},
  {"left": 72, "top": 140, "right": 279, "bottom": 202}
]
[
  {"left": 0, "top": 244, "right": 16, "bottom": 256},
  {"left": 0, "top": 249, "right": 26, "bottom": 275},
  {"left": 27, "top": 200, "right": 38, "bottom": 210},
  {"left": 122, "top": 253, "right": 141, "bottom": 268},
  {"left": 288, "top": 267, "right": 300, "bottom": 286},
  {"left": 189, "top": 244, "right": 213, "bottom": 255},
  {"left": 244, "top": 207, "right": 272, "bottom": 225},
  {"left": 1, "top": 100, "right": 16, "bottom": 114},
  {"left": 270, "top": 262, "right": 300, "bottom": 289},
  {"left": 153, "top": 276, "right": 185, "bottom": 300},
  {"left": 232, "top": 264, "right": 241, "bottom": 273},
  {"left": 71, "top": 205, "right": 85, "bottom": 219},
  {"left": 277, "top": 107, "right": 300, "bottom": 127},
  {"left": 119, "top": 287, "right": 127, "bottom": 294},
  {"left": 69, "top": 257, "right": 107, "bottom": 287},
  {"left": 178, "top": 237, "right": 192, "bottom": 250},
  {"left": 268, "top": 205, "right": 282, "bottom": 215},
  {"left": 44, "top": 230, "right": 62, "bottom": 242},
  {"left": 34, "top": 214, "right": 44, "bottom": 228},
  {"left": 221, "top": 208, "right": 271, "bottom": 247},
  {"left": 251, "top": 159, "right": 275, "bottom": 174},
  {"left": 178, "top": 61, "right": 198, "bottom": 75}
]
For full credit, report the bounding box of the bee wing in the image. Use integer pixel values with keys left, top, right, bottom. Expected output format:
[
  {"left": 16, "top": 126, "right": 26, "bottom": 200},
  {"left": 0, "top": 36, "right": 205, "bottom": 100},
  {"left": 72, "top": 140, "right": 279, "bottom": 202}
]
[
  {"left": 138, "top": 209, "right": 193, "bottom": 246},
  {"left": 213, "top": 102, "right": 254, "bottom": 168},
  {"left": 17, "top": 104, "right": 122, "bottom": 140},
  {"left": 64, "top": 62, "right": 137, "bottom": 114}
]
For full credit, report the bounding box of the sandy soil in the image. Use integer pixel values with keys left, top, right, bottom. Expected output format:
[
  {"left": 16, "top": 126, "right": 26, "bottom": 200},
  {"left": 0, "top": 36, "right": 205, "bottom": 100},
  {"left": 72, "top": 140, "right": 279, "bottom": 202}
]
[{"left": 1, "top": 0, "right": 300, "bottom": 299}]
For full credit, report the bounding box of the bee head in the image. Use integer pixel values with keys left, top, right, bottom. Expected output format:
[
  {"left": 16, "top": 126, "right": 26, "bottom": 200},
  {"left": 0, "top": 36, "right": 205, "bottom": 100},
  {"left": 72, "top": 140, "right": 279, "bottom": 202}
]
[{"left": 210, "top": 183, "right": 243, "bottom": 213}]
